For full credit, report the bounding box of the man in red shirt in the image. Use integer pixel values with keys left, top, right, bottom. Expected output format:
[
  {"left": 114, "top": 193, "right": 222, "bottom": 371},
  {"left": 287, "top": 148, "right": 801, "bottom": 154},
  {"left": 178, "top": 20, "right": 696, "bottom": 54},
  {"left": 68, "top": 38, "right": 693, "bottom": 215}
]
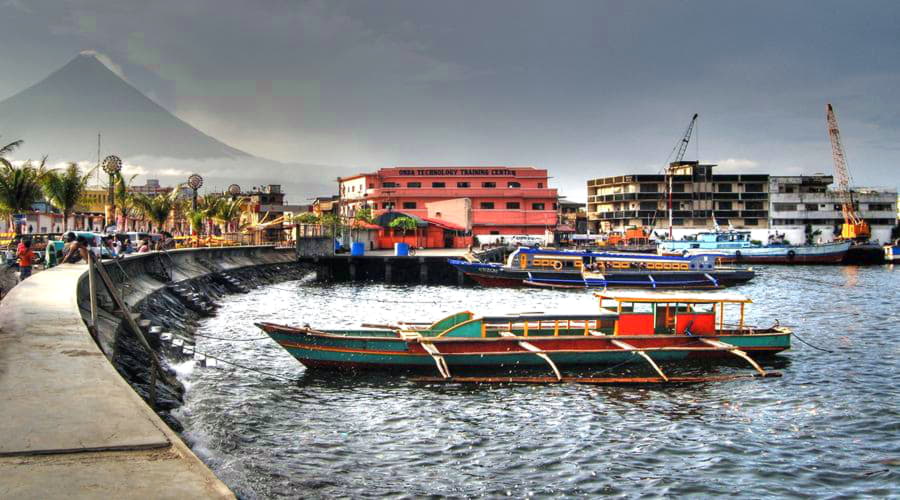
[{"left": 17, "top": 239, "right": 36, "bottom": 281}]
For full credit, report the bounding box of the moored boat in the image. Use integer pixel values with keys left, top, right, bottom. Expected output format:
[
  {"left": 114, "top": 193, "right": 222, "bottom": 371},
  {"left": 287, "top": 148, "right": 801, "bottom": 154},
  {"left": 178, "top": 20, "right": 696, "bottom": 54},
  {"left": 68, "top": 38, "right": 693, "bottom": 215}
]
[
  {"left": 658, "top": 230, "right": 851, "bottom": 264},
  {"left": 448, "top": 247, "right": 754, "bottom": 289},
  {"left": 885, "top": 240, "right": 900, "bottom": 262},
  {"left": 257, "top": 291, "right": 790, "bottom": 383}
]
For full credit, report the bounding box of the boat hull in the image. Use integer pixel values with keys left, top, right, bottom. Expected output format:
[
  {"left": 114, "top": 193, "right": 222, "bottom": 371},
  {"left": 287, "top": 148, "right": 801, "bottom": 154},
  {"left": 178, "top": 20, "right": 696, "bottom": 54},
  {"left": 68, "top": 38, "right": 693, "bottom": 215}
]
[
  {"left": 258, "top": 323, "right": 790, "bottom": 372},
  {"left": 450, "top": 260, "right": 754, "bottom": 289},
  {"left": 660, "top": 241, "right": 851, "bottom": 264}
]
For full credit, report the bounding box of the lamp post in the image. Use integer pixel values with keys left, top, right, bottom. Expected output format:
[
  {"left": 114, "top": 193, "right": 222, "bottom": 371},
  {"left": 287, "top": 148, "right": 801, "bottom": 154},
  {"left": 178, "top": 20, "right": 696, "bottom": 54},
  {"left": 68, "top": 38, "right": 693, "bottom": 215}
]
[
  {"left": 187, "top": 173, "right": 204, "bottom": 211},
  {"left": 102, "top": 155, "right": 122, "bottom": 230},
  {"left": 227, "top": 184, "right": 241, "bottom": 200}
]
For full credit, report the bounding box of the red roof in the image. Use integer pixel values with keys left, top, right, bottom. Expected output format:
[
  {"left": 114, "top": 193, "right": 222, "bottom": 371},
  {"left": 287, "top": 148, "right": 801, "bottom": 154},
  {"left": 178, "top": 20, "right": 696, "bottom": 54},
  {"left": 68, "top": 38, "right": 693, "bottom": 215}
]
[{"left": 419, "top": 216, "right": 467, "bottom": 231}]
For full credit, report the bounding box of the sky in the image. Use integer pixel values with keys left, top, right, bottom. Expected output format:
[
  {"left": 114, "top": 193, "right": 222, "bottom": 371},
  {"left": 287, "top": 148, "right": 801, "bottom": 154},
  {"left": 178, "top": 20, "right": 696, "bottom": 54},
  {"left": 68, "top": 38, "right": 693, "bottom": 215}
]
[{"left": 1, "top": 0, "right": 899, "bottom": 201}]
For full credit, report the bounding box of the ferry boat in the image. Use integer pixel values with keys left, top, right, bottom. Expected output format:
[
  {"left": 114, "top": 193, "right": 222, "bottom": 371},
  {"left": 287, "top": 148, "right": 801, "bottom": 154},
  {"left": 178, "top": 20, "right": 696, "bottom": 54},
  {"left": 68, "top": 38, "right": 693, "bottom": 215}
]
[
  {"left": 448, "top": 247, "right": 754, "bottom": 289},
  {"left": 657, "top": 230, "right": 851, "bottom": 264},
  {"left": 885, "top": 240, "right": 900, "bottom": 262},
  {"left": 257, "top": 291, "right": 789, "bottom": 383}
]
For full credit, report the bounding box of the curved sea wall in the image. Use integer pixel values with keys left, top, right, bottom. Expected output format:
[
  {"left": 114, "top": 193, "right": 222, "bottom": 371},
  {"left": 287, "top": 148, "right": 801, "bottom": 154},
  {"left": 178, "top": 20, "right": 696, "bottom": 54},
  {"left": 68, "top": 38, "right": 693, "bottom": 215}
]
[{"left": 0, "top": 246, "right": 303, "bottom": 498}]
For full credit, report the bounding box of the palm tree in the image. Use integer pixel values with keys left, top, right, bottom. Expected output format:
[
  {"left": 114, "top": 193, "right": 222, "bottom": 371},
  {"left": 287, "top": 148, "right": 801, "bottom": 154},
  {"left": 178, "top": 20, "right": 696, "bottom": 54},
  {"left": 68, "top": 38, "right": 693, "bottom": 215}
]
[
  {"left": 134, "top": 192, "right": 179, "bottom": 233},
  {"left": 213, "top": 197, "right": 245, "bottom": 234},
  {"left": 113, "top": 172, "right": 138, "bottom": 231},
  {"left": 0, "top": 157, "right": 46, "bottom": 234},
  {"left": 0, "top": 137, "right": 24, "bottom": 168},
  {"left": 40, "top": 162, "right": 95, "bottom": 232}
]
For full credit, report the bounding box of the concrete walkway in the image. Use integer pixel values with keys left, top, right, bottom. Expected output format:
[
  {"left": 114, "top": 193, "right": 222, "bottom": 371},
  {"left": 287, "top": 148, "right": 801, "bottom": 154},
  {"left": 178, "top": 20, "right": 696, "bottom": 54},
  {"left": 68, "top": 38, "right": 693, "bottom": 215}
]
[{"left": 0, "top": 263, "right": 233, "bottom": 499}]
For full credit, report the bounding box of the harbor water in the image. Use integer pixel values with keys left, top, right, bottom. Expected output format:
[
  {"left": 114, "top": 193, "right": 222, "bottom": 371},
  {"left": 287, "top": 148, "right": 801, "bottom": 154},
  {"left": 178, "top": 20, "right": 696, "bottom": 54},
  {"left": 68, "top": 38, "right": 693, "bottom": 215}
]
[{"left": 174, "top": 265, "right": 899, "bottom": 498}]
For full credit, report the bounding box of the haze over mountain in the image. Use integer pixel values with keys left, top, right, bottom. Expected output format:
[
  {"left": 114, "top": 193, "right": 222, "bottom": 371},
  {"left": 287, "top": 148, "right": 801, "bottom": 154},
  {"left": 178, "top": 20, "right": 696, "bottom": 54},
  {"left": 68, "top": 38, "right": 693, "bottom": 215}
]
[{"left": 0, "top": 53, "right": 346, "bottom": 200}]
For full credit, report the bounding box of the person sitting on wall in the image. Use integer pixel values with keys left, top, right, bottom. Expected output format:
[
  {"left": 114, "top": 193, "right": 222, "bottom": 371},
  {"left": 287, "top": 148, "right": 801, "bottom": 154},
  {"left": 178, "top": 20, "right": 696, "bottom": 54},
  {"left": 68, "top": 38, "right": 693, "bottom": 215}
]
[
  {"left": 61, "top": 233, "right": 90, "bottom": 264},
  {"left": 137, "top": 239, "right": 151, "bottom": 253}
]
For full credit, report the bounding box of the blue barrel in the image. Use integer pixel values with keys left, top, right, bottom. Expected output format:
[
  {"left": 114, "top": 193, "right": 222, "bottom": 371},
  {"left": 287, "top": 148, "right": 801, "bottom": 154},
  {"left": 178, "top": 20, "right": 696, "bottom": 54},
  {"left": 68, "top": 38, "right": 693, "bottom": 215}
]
[
  {"left": 394, "top": 242, "right": 409, "bottom": 256},
  {"left": 351, "top": 241, "right": 365, "bottom": 256}
]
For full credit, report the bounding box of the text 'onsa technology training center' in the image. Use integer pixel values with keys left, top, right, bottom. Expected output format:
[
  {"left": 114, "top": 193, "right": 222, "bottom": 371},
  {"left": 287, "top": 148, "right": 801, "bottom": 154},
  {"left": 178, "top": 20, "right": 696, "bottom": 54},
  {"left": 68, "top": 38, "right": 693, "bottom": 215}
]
[{"left": 338, "top": 167, "right": 560, "bottom": 247}]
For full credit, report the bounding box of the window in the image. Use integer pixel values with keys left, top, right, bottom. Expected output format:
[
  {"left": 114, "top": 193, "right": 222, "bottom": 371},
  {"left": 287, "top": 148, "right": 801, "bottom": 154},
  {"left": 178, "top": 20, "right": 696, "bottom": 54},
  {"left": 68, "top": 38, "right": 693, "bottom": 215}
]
[
  {"left": 490, "top": 230, "right": 500, "bottom": 235},
  {"left": 532, "top": 203, "right": 545, "bottom": 210},
  {"left": 672, "top": 184, "right": 685, "bottom": 193},
  {"left": 383, "top": 202, "right": 395, "bottom": 210},
  {"left": 640, "top": 184, "right": 659, "bottom": 193},
  {"left": 804, "top": 203, "right": 818, "bottom": 211},
  {"left": 480, "top": 202, "right": 495, "bottom": 209},
  {"left": 537, "top": 183, "right": 544, "bottom": 188},
  {"left": 745, "top": 201, "right": 763, "bottom": 210},
  {"left": 506, "top": 202, "right": 520, "bottom": 209},
  {"left": 368, "top": 183, "right": 374, "bottom": 189},
  {"left": 744, "top": 183, "right": 764, "bottom": 192},
  {"left": 639, "top": 201, "right": 657, "bottom": 210},
  {"left": 402, "top": 201, "right": 417, "bottom": 209},
  {"left": 774, "top": 203, "right": 797, "bottom": 211},
  {"left": 407, "top": 182, "right": 421, "bottom": 188},
  {"left": 431, "top": 182, "right": 446, "bottom": 188},
  {"left": 744, "top": 219, "right": 758, "bottom": 226},
  {"left": 383, "top": 182, "right": 398, "bottom": 188},
  {"left": 718, "top": 184, "right": 733, "bottom": 193},
  {"left": 508, "top": 182, "right": 521, "bottom": 188},
  {"left": 482, "top": 182, "right": 496, "bottom": 188},
  {"left": 718, "top": 201, "right": 732, "bottom": 210},
  {"left": 457, "top": 182, "right": 470, "bottom": 188}
]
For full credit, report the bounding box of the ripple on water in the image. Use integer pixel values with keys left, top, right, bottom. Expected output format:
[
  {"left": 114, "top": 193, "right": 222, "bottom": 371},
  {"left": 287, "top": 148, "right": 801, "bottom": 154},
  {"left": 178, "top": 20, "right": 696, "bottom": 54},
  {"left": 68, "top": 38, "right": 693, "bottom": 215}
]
[{"left": 175, "top": 265, "right": 900, "bottom": 498}]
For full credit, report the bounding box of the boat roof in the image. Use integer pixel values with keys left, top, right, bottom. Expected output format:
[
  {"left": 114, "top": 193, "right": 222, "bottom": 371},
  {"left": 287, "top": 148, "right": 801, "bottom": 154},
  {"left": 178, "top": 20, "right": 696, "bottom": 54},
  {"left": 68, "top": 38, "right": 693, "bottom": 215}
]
[
  {"left": 512, "top": 247, "right": 691, "bottom": 261},
  {"left": 595, "top": 291, "right": 751, "bottom": 304}
]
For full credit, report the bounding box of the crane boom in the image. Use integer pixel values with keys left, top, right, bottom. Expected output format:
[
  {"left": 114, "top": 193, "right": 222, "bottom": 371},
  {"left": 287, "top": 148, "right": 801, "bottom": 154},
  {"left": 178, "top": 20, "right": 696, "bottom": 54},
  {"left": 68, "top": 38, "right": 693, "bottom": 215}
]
[
  {"left": 826, "top": 103, "right": 869, "bottom": 240},
  {"left": 673, "top": 113, "right": 699, "bottom": 163},
  {"left": 663, "top": 113, "right": 699, "bottom": 238}
]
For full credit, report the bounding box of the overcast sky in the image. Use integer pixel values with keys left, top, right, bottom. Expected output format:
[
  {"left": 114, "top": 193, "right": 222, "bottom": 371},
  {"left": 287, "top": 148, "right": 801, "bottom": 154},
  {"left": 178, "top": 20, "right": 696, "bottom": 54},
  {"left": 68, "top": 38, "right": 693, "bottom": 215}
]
[{"left": 1, "top": 0, "right": 898, "bottom": 200}]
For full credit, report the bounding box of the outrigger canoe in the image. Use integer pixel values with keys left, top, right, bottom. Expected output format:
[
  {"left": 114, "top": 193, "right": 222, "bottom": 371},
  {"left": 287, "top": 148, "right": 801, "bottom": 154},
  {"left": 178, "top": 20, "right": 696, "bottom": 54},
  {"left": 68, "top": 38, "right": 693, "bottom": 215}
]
[{"left": 256, "top": 292, "right": 790, "bottom": 384}]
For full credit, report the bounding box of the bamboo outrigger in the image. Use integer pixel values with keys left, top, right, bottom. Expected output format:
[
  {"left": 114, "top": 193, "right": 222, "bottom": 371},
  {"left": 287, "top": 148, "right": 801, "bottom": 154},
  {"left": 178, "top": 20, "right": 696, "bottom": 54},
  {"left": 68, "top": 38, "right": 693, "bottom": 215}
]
[{"left": 256, "top": 291, "right": 790, "bottom": 384}]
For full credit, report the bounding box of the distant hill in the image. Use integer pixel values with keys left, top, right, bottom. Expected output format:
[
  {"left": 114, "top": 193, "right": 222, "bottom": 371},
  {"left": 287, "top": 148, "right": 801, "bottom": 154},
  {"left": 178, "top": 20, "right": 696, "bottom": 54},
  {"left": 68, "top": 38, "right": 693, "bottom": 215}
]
[{"left": 0, "top": 53, "right": 345, "bottom": 200}]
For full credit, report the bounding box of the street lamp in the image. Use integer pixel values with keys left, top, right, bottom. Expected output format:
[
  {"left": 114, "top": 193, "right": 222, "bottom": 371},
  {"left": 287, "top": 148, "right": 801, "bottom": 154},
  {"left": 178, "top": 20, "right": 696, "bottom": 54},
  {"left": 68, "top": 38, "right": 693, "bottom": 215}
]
[
  {"left": 227, "top": 184, "right": 241, "bottom": 199},
  {"left": 187, "top": 173, "right": 204, "bottom": 211},
  {"left": 102, "top": 155, "right": 122, "bottom": 230}
]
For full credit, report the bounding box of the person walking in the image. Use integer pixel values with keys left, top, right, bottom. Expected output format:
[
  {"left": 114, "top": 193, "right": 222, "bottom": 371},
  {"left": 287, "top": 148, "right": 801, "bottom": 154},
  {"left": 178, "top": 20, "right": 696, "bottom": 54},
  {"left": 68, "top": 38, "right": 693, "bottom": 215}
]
[{"left": 17, "top": 239, "right": 36, "bottom": 281}]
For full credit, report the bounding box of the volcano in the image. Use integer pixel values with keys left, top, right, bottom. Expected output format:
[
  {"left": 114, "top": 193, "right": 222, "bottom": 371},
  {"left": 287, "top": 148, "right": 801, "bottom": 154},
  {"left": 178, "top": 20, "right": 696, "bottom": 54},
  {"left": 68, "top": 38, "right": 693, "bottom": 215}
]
[{"left": 0, "top": 53, "right": 343, "bottom": 199}]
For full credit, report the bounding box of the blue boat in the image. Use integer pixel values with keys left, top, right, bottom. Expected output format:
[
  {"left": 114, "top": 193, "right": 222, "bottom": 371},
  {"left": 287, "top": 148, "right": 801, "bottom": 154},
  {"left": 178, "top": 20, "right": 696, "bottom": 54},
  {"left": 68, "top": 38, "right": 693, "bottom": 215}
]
[
  {"left": 657, "top": 230, "right": 850, "bottom": 264},
  {"left": 449, "top": 247, "right": 754, "bottom": 289}
]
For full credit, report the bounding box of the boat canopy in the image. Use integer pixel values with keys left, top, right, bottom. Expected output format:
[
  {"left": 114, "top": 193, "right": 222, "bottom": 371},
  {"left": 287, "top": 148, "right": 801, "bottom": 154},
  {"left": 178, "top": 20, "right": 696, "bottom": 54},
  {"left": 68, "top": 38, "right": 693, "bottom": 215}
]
[{"left": 595, "top": 291, "right": 751, "bottom": 304}]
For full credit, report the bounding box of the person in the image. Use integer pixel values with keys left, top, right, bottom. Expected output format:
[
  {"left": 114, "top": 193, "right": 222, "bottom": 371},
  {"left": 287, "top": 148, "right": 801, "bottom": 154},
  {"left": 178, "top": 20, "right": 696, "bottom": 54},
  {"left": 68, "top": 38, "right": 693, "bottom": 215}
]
[
  {"left": 137, "top": 239, "right": 150, "bottom": 253},
  {"left": 62, "top": 233, "right": 90, "bottom": 264},
  {"left": 17, "top": 239, "right": 36, "bottom": 281},
  {"left": 112, "top": 237, "right": 123, "bottom": 257}
]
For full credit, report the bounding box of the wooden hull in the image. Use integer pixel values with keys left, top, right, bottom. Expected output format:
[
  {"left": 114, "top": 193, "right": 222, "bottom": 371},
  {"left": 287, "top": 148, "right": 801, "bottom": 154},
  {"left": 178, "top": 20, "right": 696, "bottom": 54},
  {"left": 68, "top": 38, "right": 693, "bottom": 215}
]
[{"left": 257, "top": 323, "right": 790, "bottom": 373}]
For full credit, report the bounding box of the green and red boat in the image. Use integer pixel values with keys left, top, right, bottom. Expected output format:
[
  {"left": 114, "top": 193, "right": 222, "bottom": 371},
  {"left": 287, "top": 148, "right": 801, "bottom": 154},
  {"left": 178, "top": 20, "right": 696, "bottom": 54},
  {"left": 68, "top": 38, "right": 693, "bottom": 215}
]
[{"left": 256, "top": 292, "right": 791, "bottom": 383}]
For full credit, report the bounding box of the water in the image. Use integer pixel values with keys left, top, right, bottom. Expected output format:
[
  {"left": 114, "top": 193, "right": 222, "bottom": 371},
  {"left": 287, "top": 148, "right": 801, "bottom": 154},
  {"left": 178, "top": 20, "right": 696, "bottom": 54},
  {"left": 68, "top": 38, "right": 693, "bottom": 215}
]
[{"left": 175, "top": 266, "right": 899, "bottom": 498}]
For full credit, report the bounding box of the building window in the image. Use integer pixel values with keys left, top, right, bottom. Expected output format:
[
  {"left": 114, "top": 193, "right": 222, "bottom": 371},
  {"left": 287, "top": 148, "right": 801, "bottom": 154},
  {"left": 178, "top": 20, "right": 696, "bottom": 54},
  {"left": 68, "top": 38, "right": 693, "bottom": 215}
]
[
  {"left": 490, "top": 231, "right": 500, "bottom": 235},
  {"left": 407, "top": 182, "right": 421, "bottom": 188},
  {"left": 745, "top": 201, "right": 763, "bottom": 210},
  {"left": 402, "top": 201, "right": 417, "bottom": 209},
  {"left": 640, "top": 184, "right": 659, "bottom": 193},
  {"left": 457, "top": 182, "right": 470, "bottom": 188},
  {"left": 532, "top": 203, "right": 545, "bottom": 210},
  {"left": 718, "top": 201, "right": 733, "bottom": 210},
  {"left": 804, "top": 203, "right": 818, "bottom": 211},
  {"left": 745, "top": 183, "right": 764, "bottom": 192},
  {"left": 744, "top": 219, "right": 758, "bottom": 225},
  {"left": 639, "top": 201, "right": 657, "bottom": 210},
  {"left": 383, "top": 202, "right": 395, "bottom": 210},
  {"left": 506, "top": 202, "right": 520, "bottom": 209},
  {"left": 383, "top": 182, "right": 398, "bottom": 188},
  {"left": 774, "top": 203, "right": 796, "bottom": 211},
  {"left": 508, "top": 182, "right": 521, "bottom": 188},
  {"left": 480, "top": 202, "right": 495, "bottom": 209},
  {"left": 368, "top": 183, "right": 374, "bottom": 189},
  {"left": 537, "top": 183, "right": 544, "bottom": 188},
  {"left": 718, "top": 184, "right": 732, "bottom": 193},
  {"left": 432, "top": 182, "right": 446, "bottom": 188},
  {"left": 672, "top": 184, "right": 685, "bottom": 192},
  {"left": 482, "top": 182, "right": 496, "bottom": 188}
]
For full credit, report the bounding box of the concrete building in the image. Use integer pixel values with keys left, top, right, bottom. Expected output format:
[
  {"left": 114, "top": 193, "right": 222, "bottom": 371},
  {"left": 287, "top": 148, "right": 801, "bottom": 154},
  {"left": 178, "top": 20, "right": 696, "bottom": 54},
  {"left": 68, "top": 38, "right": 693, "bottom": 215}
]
[
  {"left": 129, "top": 179, "right": 172, "bottom": 196},
  {"left": 587, "top": 161, "right": 770, "bottom": 237},
  {"left": 338, "top": 166, "right": 559, "bottom": 243},
  {"left": 769, "top": 175, "right": 897, "bottom": 245}
]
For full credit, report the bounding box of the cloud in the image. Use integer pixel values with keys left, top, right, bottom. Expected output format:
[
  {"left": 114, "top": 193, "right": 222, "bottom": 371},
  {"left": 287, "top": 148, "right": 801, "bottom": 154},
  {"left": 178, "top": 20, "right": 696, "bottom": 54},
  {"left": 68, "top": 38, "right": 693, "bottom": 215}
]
[
  {"left": 79, "top": 50, "right": 127, "bottom": 80},
  {"left": 715, "top": 158, "right": 759, "bottom": 171}
]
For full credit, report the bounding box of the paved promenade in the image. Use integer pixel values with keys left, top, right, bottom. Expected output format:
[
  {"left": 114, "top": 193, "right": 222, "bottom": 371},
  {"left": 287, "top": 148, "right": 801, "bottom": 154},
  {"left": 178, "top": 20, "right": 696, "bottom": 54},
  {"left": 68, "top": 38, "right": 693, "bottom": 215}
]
[{"left": 0, "top": 263, "right": 232, "bottom": 499}]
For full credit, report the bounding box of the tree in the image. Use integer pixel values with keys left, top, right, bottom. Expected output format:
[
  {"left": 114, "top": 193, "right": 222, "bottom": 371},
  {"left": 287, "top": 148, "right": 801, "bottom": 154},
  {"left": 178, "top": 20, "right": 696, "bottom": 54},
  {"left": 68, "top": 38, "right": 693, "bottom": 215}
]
[
  {"left": 0, "top": 137, "right": 23, "bottom": 169},
  {"left": 293, "top": 212, "right": 320, "bottom": 237},
  {"left": 133, "top": 192, "right": 179, "bottom": 233},
  {"left": 389, "top": 216, "right": 417, "bottom": 243},
  {"left": 351, "top": 205, "right": 375, "bottom": 242},
  {"left": 113, "top": 172, "right": 138, "bottom": 231},
  {"left": 0, "top": 157, "right": 46, "bottom": 234},
  {"left": 40, "top": 162, "right": 94, "bottom": 232},
  {"left": 213, "top": 197, "right": 245, "bottom": 234},
  {"left": 319, "top": 213, "right": 344, "bottom": 238}
]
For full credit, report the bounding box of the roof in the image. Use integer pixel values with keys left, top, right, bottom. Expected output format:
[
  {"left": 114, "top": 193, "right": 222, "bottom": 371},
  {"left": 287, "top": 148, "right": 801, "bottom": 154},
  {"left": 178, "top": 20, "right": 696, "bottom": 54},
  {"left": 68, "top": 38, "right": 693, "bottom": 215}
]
[
  {"left": 419, "top": 216, "right": 466, "bottom": 231},
  {"left": 595, "top": 291, "right": 751, "bottom": 304}
]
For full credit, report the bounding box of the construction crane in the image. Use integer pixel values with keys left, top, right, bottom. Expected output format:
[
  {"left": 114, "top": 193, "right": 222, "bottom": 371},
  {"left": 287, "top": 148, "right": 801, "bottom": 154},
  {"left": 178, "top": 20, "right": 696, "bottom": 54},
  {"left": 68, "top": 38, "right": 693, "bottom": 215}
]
[
  {"left": 664, "top": 113, "right": 699, "bottom": 238},
  {"left": 826, "top": 103, "right": 870, "bottom": 241}
]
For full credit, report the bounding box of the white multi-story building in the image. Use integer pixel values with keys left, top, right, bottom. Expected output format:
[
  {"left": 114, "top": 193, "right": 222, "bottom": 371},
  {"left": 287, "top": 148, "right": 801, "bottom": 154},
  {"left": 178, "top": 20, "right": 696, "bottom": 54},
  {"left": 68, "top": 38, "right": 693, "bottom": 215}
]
[{"left": 769, "top": 175, "right": 897, "bottom": 245}]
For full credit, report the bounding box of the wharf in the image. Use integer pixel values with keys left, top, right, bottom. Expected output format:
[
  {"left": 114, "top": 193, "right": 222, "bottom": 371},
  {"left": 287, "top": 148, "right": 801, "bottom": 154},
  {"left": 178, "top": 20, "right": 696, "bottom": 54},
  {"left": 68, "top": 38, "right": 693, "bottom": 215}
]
[{"left": 297, "top": 248, "right": 506, "bottom": 285}]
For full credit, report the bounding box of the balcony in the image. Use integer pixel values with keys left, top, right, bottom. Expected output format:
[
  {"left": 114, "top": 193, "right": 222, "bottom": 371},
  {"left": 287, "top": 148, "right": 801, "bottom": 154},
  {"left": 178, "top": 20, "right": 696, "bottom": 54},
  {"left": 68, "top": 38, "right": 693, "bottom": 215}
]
[{"left": 740, "top": 192, "right": 769, "bottom": 200}]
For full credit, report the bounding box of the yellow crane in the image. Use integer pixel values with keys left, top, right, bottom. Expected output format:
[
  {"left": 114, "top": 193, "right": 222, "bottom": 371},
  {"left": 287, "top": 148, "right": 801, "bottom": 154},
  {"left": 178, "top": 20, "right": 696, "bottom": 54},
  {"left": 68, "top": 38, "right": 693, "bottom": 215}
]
[{"left": 826, "top": 103, "right": 870, "bottom": 241}]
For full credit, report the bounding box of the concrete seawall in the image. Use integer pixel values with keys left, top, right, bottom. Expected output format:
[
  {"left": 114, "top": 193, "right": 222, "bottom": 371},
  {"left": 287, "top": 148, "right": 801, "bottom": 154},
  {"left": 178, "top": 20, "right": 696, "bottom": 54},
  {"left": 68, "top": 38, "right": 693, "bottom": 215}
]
[{"left": 0, "top": 246, "right": 297, "bottom": 498}]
